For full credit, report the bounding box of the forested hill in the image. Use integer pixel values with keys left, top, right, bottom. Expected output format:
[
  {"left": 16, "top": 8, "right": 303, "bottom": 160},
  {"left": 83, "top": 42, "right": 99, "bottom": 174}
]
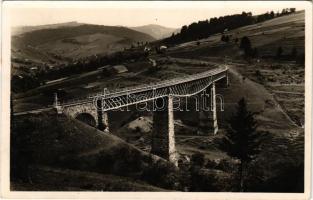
[{"left": 164, "top": 8, "right": 297, "bottom": 44}]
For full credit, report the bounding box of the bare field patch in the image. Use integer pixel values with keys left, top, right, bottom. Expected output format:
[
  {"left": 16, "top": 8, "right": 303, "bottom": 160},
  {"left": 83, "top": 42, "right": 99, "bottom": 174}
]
[{"left": 235, "top": 61, "right": 304, "bottom": 126}]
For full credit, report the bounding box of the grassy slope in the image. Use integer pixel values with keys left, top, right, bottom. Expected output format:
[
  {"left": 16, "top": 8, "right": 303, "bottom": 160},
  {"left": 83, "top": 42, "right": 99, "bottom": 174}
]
[
  {"left": 12, "top": 111, "right": 167, "bottom": 191},
  {"left": 167, "top": 11, "right": 304, "bottom": 58},
  {"left": 12, "top": 166, "right": 165, "bottom": 191}
]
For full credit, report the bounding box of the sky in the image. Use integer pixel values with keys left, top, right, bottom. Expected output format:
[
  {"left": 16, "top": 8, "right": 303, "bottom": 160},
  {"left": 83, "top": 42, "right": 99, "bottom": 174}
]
[{"left": 5, "top": 1, "right": 307, "bottom": 28}]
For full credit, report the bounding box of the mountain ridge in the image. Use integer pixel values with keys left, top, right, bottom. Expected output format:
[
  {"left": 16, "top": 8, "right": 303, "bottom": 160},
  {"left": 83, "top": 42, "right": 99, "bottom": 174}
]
[{"left": 130, "top": 24, "right": 179, "bottom": 40}]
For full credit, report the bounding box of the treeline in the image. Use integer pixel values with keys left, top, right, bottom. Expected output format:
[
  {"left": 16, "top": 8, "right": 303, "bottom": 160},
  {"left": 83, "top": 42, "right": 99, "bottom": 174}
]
[
  {"left": 164, "top": 8, "right": 297, "bottom": 44},
  {"left": 256, "top": 8, "right": 296, "bottom": 23}
]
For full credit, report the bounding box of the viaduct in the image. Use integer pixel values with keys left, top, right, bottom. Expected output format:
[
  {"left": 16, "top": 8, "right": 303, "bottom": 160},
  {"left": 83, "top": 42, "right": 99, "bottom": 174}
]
[{"left": 15, "top": 66, "right": 229, "bottom": 166}]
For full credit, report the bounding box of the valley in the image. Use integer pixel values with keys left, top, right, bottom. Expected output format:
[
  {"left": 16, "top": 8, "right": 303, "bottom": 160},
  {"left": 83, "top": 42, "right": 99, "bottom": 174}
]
[{"left": 10, "top": 9, "right": 305, "bottom": 192}]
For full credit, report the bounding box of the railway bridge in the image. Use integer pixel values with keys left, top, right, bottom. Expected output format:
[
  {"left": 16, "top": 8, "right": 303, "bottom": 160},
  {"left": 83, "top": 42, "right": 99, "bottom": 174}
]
[{"left": 16, "top": 66, "right": 229, "bottom": 166}]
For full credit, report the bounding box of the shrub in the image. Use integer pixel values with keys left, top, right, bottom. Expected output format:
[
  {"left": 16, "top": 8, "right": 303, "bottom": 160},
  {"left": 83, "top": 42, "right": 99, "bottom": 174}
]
[
  {"left": 189, "top": 168, "right": 218, "bottom": 191},
  {"left": 141, "top": 160, "right": 180, "bottom": 190},
  {"left": 112, "top": 146, "right": 143, "bottom": 175},
  {"left": 240, "top": 36, "right": 252, "bottom": 56},
  {"left": 205, "top": 159, "right": 218, "bottom": 169},
  {"left": 291, "top": 47, "right": 298, "bottom": 58},
  {"left": 215, "top": 158, "right": 238, "bottom": 173},
  {"left": 191, "top": 152, "right": 205, "bottom": 167},
  {"left": 276, "top": 46, "right": 283, "bottom": 58}
]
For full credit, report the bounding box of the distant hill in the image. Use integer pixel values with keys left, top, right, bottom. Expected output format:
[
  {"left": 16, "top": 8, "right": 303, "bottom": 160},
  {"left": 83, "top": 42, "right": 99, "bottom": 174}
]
[
  {"left": 12, "top": 21, "right": 84, "bottom": 36},
  {"left": 130, "top": 24, "right": 178, "bottom": 40},
  {"left": 11, "top": 23, "right": 155, "bottom": 71}
]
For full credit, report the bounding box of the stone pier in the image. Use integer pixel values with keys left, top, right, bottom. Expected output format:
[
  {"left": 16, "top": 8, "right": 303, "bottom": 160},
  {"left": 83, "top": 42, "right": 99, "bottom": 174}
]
[
  {"left": 96, "top": 100, "right": 110, "bottom": 132},
  {"left": 151, "top": 96, "right": 178, "bottom": 166},
  {"left": 199, "top": 82, "right": 218, "bottom": 135},
  {"left": 101, "top": 112, "right": 110, "bottom": 132}
]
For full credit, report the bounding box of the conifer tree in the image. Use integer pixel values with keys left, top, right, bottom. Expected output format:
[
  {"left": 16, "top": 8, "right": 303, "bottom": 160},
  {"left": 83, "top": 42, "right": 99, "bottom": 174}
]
[{"left": 218, "top": 98, "right": 267, "bottom": 191}]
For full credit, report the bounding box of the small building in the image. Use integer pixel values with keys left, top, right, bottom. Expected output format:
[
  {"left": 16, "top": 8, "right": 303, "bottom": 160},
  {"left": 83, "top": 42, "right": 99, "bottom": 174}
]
[
  {"left": 30, "top": 66, "right": 38, "bottom": 71},
  {"left": 160, "top": 45, "right": 167, "bottom": 50},
  {"left": 103, "top": 65, "right": 128, "bottom": 76},
  {"left": 144, "top": 46, "right": 151, "bottom": 52},
  {"left": 156, "top": 45, "right": 167, "bottom": 54},
  {"left": 111, "top": 65, "right": 128, "bottom": 74}
]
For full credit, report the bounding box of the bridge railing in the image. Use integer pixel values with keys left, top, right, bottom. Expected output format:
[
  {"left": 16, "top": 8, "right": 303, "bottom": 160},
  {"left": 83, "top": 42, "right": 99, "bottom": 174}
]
[
  {"left": 61, "top": 65, "right": 228, "bottom": 106},
  {"left": 93, "top": 65, "right": 227, "bottom": 96}
]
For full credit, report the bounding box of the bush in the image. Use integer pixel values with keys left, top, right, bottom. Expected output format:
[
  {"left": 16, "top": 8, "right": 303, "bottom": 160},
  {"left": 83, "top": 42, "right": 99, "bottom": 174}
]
[
  {"left": 189, "top": 168, "right": 218, "bottom": 191},
  {"left": 191, "top": 152, "right": 205, "bottom": 167},
  {"left": 255, "top": 70, "right": 261, "bottom": 76},
  {"left": 215, "top": 159, "right": 238, "bottom": 173},
  {"left": 205, "top": 159, "right": 218, "bottom": 169},
  {"left": 276, "top": 46, "right": 283, "bottom": 58},
  {"left": 141, "top": 160, "right": 180, "bottom": 190},
  {"left": 111, "top": 146, "right": 143, "bottom": 175}
]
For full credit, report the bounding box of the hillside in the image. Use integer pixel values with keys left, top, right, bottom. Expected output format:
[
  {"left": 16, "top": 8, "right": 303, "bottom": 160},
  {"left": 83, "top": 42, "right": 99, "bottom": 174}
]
[
  {"left": 11, "top": 23, "right": 155, "bottom": 71},
  {"left": 130, "top": 24, "right": 178, "bottom": 40},
  {"left": 11, "top": 111, "right": 171, "bottom": 191},
  {"left": 166, "top": 11, "right": 304, "bottom": 59},
  {"left": 11, "top": 21, "right": 84, "bottom": 35}
]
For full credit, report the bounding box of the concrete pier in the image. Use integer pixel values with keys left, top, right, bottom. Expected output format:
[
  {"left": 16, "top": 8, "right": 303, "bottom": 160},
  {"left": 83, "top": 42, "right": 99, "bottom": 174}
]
[
  {"left": 96, "top": 100, "right": 110, "bottom": 132},
  {"left": 151, "top": 96, "right": 178, "bottom": 166},
  {"left": 198, "top": 83, "right": 218, "bottom": 135}
]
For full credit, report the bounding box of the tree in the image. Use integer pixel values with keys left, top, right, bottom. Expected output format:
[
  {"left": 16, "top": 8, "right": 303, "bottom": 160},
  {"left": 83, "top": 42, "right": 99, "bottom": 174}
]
[
  {"left": 240, "top": 36, "right": 252, "bottom": 57},
  {"left": 276, "top": 46, "right": 283, "bottom": 58},
  {"left": 225, "top": 35, "right": 230, "bottom": 42},
  {"left": 218, "top": 98, "right": 266, "bottom": 191},
  {"left": 252, "top": 48, "right": 259, "bottom": 58},
  {"left": 291, "top": 47, "right": 298, "bottom": 58},
  {"left": 191, "top": 152, "right": 205, "bottom": 167},
  {"left": 221, "top": 35, "right": 226, "bottom": 42}
]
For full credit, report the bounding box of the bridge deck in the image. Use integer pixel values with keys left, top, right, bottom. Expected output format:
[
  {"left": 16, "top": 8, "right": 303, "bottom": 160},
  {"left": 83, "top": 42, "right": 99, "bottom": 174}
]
[
  {"left": 64, "top": 66, "right": 227, "bottom": 103},
  {"left": 14, "top": 66, "right": 228, "bottom": 114}
]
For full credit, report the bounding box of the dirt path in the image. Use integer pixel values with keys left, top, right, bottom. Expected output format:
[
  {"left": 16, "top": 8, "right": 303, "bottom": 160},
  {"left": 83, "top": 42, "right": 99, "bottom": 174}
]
[{"left": 228, "top": 66, "right": 300, "bottom": 128}]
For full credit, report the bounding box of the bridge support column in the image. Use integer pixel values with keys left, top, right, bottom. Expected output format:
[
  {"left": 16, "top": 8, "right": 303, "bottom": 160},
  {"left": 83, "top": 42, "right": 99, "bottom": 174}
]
[
  {"left": 209, "top": 82, "right": 218, "bottom": 135},
  {"left": 198, "top": 83, "right": 218, "bottom": 135},
  {"left": 101, "top": 112, "right": 110, "bottom": 132},
  {"left": 151, "top": 96, "right": 178, "bottom": 166},
  {"left": 96, "top": 100, "right": 110, "bottom": 132}
]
